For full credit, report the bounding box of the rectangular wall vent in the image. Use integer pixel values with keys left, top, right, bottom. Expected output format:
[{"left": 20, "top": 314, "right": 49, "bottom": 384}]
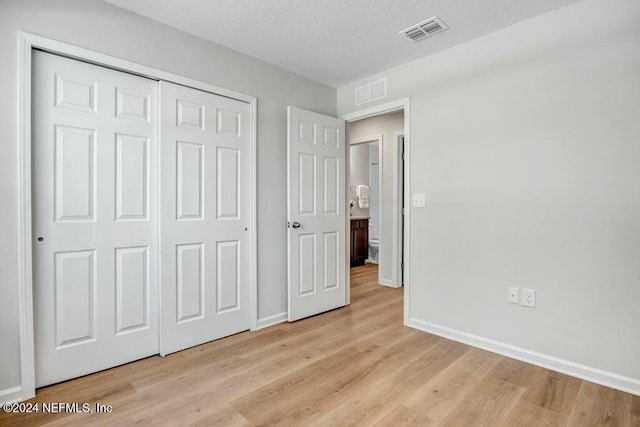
[
  {"left": 400, "top": 16, "right": 448, "bottom": 43},
  {"left": 355, "top": 78, "right": 387, "bottom": 105}
]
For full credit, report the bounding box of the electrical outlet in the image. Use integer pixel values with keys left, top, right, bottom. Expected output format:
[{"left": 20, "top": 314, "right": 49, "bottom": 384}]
[
  {"left": 521, "top": 288, "right": 536, "bottom": 307},
  {"left": 507, "top": 287, "right": 519, "bottom": 304}
]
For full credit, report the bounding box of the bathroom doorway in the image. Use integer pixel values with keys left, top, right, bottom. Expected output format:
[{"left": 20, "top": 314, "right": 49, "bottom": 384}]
[
  {"left": 349, "top": 136, "right": 381, "bottom": 268},
  {"left": 347, "top": 110, "right": 405, "bottom": 289}
]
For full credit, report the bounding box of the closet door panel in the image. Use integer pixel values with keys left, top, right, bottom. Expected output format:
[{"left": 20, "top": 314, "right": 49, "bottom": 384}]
[
  {"left": 32, "top": 51, "right": 159, "bottom": 387},
  {"left": 160, "top": 81, "right": 251, "bottom": 355}
]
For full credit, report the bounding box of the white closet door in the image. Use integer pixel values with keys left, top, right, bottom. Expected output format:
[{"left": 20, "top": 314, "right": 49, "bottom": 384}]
[
  {"left": 32, "top": 51, "right": 159, "bottom": 387},
  {"left": 160, "top": 81, "right": 251, "bottom": 355}
]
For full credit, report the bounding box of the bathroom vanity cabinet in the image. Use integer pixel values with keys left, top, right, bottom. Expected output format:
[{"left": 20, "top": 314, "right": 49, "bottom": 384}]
[{"left": 350, "top": 217, "right": 369, "bottom": 267}]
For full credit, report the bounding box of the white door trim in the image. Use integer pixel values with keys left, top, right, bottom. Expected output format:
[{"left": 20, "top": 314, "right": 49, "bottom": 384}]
[
  {"left": 17, "top": 32, "right": 258, "bottom": 401},
  {"left": 392, "top": 131, "right": 405, "bottom": 288},
  {"left": 340, "top": 98, "right": 411, "bottom": 321}
]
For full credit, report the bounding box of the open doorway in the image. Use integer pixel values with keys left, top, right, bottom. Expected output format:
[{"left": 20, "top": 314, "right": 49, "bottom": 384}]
[{"left": 347, "top": 110, "right": 405, "bottom": 289}]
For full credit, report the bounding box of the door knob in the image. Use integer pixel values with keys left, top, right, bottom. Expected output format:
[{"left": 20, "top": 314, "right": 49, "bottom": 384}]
[
  {"left": 291, "top": 221, "right": 301, "bottom": 229},
  {"left": 37, "top": 237, "right": 44, "bottom": 242}
]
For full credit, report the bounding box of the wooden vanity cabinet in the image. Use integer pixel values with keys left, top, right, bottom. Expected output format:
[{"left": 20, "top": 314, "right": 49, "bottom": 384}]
[{"left": 350, "top": 218, "right": 369, "bottom": 267}]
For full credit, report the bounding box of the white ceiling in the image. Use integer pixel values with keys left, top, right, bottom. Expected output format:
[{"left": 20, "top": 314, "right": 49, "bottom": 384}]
[{"left": 103, "top": 0, "right": 583, "bottom": 87}]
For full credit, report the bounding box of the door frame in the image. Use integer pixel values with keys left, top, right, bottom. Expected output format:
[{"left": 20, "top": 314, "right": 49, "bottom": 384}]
[
  {"left": 392, "top": 131, "right": 405, "bottom": 288},
  {"left": 17, "top": 32, "right": 259, "bottom": 401},
  {"left": 340, "top": 98, "right": 411, "bottom": 322},
  {"left": 348, "top": 134, "right": 383, "bottom": 284}
]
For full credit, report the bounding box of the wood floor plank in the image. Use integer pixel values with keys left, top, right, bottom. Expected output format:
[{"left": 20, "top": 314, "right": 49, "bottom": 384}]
[
  {"left": 308, "top": 339, "right": 470, "bottom": 426},
  {"left": 372, "top": 405, "right": 437, "bottom": 427},
  {"left": 524, "top": 370, "right": 582, "bottom": 417},
  {"left": 230, "top": 324, "right": 421, "bottom": 424},
  {"left": 633, "top": 395, "right": 640, "bottom": 417},
  {"left": 404, "top": 347, "right": 502, "bottom": 421},
  {"left": 439, "top": 374, "right": 526, "bottom": 426},
  {"left": 249, "top": 332, "right": 442, "bottom": 426},
  {"left": 1, "top": 264, "right": 637, "bottom": 426},
  {"left": 566, "top": 382, "right": 637, "bottom": 426},
  {"left": 503, "top": 400, "right": 565, "bottom": 427}
]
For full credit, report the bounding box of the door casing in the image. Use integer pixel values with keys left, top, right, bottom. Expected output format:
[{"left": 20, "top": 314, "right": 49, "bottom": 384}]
[
  {"left": 17, "top": 32, "right": 258, "bottom": 402},
  {"left": 392, "top": 131, "right": 405, "bottom": 288},
  {"left": 340, "top": 99, "right": 411, "bottom": 321}
]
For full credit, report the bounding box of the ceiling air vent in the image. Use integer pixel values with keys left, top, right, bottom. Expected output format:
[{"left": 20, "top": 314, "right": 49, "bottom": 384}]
[
  {"left": 355, "top": 78, "right": 387, "bottom": 105},
  {"left": 400, "top": 16, "right": 448, "bottom": 43}
]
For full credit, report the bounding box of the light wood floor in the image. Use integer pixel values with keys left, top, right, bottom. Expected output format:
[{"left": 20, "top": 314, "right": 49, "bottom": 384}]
[{"left": 2, "top": 264, "right": 638, "bottom": 426}]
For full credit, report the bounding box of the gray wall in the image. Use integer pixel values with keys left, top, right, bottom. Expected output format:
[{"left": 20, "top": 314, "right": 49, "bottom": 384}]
[
  {"left": 349, "top": 112, "right": 405, "bottom": 284},
  {"left": 339, "top": 0, "right": 640, "bottom": 380},
  {"left": 0, "top": 0, "right": 336, "bottom": 392}
]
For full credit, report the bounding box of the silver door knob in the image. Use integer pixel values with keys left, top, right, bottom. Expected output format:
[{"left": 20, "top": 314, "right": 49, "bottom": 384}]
[{"left": 291, "top": 221, "right": 301, "bottom": 229}]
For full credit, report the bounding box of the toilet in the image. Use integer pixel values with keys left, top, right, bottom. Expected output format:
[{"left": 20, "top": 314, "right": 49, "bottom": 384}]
[{"left": 368, "top": 238, "right": 379, "bottom": 263}]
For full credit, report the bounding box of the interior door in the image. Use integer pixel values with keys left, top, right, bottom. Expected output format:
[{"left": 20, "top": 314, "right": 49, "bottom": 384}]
[
  {"left": 160, "top": 81, "right": 251, "bottom": 355},
  {"left": 287, "top": 107, "right": 346, "bottom": 321},
  {"left": 32, "top": 51, "right": 159, "bottom": 386}
]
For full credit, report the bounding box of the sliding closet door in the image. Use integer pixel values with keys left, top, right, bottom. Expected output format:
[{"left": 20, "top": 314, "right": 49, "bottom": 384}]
[
  {"left": 32, "top": 51, "right": 159, "bottom": 387},
  {"left": 160, "top": 81, "right": 251, "bottom": 355}
]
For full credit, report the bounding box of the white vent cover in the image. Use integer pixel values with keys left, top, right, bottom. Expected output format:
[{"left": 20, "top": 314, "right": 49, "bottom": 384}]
[
  {"left": 355, "top": 78, "right": 387, "bottom": 105},
  {"left": 400, "top": 16, "right": 448, "bottom": 42}
]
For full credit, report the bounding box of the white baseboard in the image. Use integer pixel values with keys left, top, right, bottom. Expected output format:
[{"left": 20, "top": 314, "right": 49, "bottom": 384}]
[
  {"left": 256, "top": 312, "right": 288, "bottom": 330},
  {"left": 379, "top": 278, "right": 401, "bottom": 288},
  {"left": 0, "top": 386, "right": 22, "bottom": 404},
  {"left": 406, "top": 317, "right": 640, "bottom": 397}
]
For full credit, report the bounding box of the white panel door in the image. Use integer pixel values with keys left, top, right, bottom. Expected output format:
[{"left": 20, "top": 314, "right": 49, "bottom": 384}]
[
  {"left": 32, "top": 51, "right": 159, "bottom": 387},
  {"left": 160, "top": 81, "right": 251, "bottom": 355},
  {"left": 287, "top": 107, "right": 346, "bottom": 321}
]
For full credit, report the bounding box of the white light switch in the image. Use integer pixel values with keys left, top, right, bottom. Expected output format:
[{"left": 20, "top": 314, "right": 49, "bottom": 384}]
[{"left": 412, "top": 193, "right": 426, "bottom": 208}]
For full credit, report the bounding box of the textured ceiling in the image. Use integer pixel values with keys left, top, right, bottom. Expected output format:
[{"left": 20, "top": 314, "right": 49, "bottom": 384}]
[{"left": 103, "top": 0, "right": 583, "bottom": 87}]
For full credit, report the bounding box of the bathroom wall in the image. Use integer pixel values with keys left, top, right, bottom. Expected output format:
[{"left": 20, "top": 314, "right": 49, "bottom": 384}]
[
  {"left": 368, "top": 143, "right": 380, "bottom": 240},
  {"left": 349, "top": 143, "right": 370, "bottom": 217}
]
